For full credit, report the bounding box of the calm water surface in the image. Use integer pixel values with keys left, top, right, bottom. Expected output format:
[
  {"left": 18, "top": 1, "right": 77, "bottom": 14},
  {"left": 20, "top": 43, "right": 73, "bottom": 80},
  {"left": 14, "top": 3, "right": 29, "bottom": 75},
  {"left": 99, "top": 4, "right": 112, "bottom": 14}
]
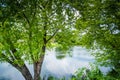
[{"left": 0, "top": 47, "right": 109, "bottom": 80}]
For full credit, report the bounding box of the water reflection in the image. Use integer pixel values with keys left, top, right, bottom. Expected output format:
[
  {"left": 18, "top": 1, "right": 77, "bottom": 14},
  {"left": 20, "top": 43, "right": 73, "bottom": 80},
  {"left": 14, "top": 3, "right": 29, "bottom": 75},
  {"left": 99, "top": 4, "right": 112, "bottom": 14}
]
[
  {"left": 0, "top": 77, "right": 11, "bottom": 80},
  {"left": 0, "top": 47, "right": 94, "bottom": 80},
  {"left": 41, "top": 46, "right": 94, "bottom": 79}
]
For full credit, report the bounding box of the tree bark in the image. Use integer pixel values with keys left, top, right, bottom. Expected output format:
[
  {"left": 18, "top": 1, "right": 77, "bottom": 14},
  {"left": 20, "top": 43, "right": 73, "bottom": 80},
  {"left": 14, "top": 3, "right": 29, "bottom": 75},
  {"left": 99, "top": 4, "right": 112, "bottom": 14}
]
[
  {"left": 3, "top": 53, "right": 33, "bottom": 80},
  {"left": 20, "top": 64, "right": 33, "bottom": 80},
  {"left": 34, "top": 55, "right": 45, "bottom": 80},
  {"left": 34, "top": 35, "right": 46, "bottom": 80},
  {"left": 10, "top": 62, "right": 33, "bottom": 80}
]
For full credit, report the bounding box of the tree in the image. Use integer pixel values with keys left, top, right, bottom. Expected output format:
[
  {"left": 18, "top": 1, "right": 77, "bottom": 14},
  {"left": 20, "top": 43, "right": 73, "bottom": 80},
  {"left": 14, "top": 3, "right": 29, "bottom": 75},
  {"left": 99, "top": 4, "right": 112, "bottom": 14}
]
[
  {"left": 0, "top": 0, "right": 79, "bottom": 80},
  {"left": 67, "top": 0, "right": 120, "bottom": 76},
  {"left": 1, "top": 0, "right": 119, "bottom": 79}
]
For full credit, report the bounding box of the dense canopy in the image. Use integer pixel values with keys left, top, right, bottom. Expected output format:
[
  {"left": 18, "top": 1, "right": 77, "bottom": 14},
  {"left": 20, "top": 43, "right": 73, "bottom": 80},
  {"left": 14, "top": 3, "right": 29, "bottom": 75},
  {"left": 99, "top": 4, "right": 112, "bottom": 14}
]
[{"left": 0, "top": 0, "right": 120, "bottom": 80}]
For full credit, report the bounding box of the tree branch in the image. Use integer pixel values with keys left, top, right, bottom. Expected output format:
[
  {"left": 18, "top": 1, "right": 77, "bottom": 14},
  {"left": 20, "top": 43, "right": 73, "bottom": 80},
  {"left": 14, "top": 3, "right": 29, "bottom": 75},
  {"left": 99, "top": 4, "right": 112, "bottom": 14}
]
[
  {"left": 23, "top": 13, "right": 30, "bottom": 26},
  {"left": 1, "top": 53, "right": 33, "bottom": 80},
  {"left": 1, "top": 53, "right": 13, "bottom": 63},
  {"left": 23, "top": 12, "right": 35, "bottom": 61},
  {"left": 46, "top": 28, "right": 59, "bottom": 43}
]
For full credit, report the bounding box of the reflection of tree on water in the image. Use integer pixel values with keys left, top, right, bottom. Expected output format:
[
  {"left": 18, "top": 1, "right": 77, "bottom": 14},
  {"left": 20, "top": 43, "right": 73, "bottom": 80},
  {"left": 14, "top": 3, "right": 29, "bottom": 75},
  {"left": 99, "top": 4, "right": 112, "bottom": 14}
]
[
  {"left": 0, "top": 77, "right": 11, "bottom": 80},
  {"left": 55, "top": 47, "right": 73, "bottom": 59}
]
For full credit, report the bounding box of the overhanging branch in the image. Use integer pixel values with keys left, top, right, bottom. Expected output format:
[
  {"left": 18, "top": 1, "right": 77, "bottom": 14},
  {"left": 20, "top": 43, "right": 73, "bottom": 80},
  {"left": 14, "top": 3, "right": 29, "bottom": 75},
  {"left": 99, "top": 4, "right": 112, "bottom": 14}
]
[
  {"left": 46, "top": 28, "right": 59, "bottom": 43},
  {"left": 23, "top": 13, "right": 31, "bottom": 26}
]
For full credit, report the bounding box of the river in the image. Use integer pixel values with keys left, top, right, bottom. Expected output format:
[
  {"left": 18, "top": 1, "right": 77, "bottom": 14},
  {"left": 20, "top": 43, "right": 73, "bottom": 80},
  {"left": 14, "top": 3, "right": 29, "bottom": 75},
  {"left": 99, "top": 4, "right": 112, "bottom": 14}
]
[{"left": 0, "top": 46, "right": 110, "bottom": 80}]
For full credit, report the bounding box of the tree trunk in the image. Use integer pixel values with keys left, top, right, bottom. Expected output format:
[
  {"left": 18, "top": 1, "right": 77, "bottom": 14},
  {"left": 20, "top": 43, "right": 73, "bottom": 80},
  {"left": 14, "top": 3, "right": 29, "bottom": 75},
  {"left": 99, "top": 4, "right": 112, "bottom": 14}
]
[
  {"left": 34, "top": 43, "right": 46, "bottom": 80},
  {"left": 4, "top": 52, "right": 33, "bottom": 80},
  {"left": 20, "top": 64, "right": 33, "bottom": 80},
  {"left": 34, "top": 55, "right": 45, "bottom": 80},
  {"left": 34, "top": 20, "right": 47, "bottom": 80},
  {"left": 10, "top": 62, "right": 33, "bottom": 80}
]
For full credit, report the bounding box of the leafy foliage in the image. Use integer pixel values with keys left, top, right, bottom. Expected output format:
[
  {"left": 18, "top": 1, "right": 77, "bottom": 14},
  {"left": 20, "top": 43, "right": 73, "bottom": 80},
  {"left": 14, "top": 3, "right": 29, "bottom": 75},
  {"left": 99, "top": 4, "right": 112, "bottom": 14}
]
[
  {"left": 66, "top": 0, "right": 120, "bottom": 75},
  {"left": 74, "top": 65, "right": 120, "bottom": 80},
  {"left": 46, "top": 64, "right": 120, "bottom": 80},
  {"left": 0, "top": 0, "right": 80, "bottom": 79},
  {"left": 0, "top": 0, "right": 120, "bottom": 80},
  {"left": 0, "top": 0, "right": 79, "bottom": 63}
]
